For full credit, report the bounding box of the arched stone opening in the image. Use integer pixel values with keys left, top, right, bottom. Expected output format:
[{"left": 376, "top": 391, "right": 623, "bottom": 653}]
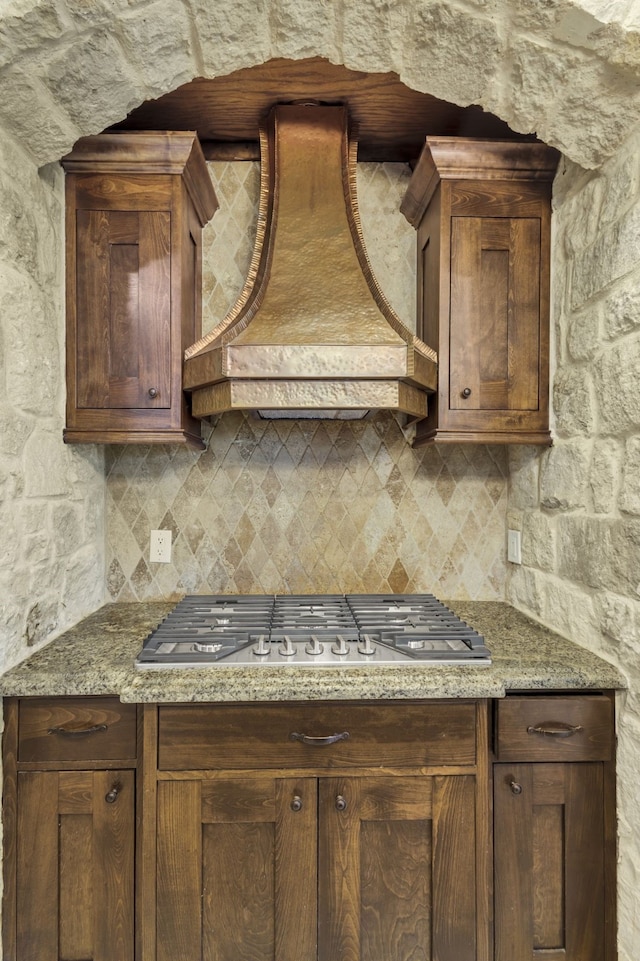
[{"left": 0, "top": 0, "right": 639, "bottom": 168}]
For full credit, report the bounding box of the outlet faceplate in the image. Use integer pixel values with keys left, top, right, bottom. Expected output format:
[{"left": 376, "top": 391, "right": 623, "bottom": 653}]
[
  {"left": 507, "top": 529, "right": 522, "bottom": 565},
  {"left": 150, "top": 530, "right": 172, "bottom": 564}
]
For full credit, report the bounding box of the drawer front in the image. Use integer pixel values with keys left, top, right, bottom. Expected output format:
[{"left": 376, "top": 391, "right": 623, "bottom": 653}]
[
  {"left": 158, "top": 702, "right": 477, "bottom": 771},
  {"left": 18, "top": 697, "right": 137, "bottom": 762},
  {"left": 495, "top": 696, "right": 613, "bottom": 762}
]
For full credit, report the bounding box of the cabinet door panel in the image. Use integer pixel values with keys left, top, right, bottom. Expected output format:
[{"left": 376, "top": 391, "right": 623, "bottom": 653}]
[
  {"left": 494, "top": 763, "right": 605, "bottom": 961},
  {"left": 319, "top": 775, "right": 476, "bottom": 961},
  {"left": 157, "top": 777, "right": 317, "bottom": 961},
  {"left": 449, "top": 216, "right": 540, "bottom": 412},
  {"left": 76, "top": 209, "right": 171, "bottom": 410},
  {"left": 16, "top": 770, "right": 134, "bottom": 961}
]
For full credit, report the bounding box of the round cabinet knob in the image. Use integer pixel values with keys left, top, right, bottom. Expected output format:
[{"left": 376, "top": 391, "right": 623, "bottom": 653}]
[
  {"left": 461, "top": 387, "right": 472, "bottom": 399},
  {"left": 335, "top": 795, "right": 348, "bottom": 812},
  {"left": 148, "top": 387, "right": 159, "bottom": 399},
  {"left": 291, "top": 795, "right": 303, "bottom": 812},
  {"left": 509, "top": 780, "right": 523, "bottom": 796},
  {"left": 105, "top": 782, "right": 122, "bottom": 804}
]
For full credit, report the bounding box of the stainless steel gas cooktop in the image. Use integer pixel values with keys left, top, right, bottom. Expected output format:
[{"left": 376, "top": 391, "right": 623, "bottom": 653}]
[{"left": 135, "top": 594, "right": 490, "bottom": 668}]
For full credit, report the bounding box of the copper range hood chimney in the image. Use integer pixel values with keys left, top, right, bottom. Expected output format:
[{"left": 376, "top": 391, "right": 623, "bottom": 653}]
[{"left": 183, "top": 104, "right": 437, "bottom": 420}]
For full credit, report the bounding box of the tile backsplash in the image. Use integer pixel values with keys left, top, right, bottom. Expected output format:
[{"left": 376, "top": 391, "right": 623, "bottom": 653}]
[{"left": 106, "top": 161, "right": 508, "bottom": 601}]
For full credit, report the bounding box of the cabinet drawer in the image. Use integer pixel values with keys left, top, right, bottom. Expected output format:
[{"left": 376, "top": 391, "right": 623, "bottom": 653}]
[
  {"left": 495, "top": 695, "right": 613, "bottom": 762},
  {"left": 18, "top": 697, "right": 137, "bottom": 762},
  {"left": 158, "top": 702, "right": 477, "bottom": 770}
]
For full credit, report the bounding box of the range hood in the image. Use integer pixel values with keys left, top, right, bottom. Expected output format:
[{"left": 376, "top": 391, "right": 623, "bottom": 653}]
[{"left": 183, "top": 104, "right": 437, "bottom": 420}]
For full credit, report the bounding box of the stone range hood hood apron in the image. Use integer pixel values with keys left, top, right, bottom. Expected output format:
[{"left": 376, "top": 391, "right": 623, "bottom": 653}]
[{"left": 183, "top": 104, "right": 437, "bottom": 420}]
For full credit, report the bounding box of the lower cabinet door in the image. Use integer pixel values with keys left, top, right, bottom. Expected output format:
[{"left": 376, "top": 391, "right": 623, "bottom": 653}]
[
  {"left": 16, "top": 769, "right": 134, "bottom": 961},
  {"left": 156, "top": 777, "right": 318, "bottom": 961},
  {"left": 318, "top": 775, "right": 478, "bottom": 961},
  {"left": 494, "top": 763, "right": 605, "bottom": 961}
]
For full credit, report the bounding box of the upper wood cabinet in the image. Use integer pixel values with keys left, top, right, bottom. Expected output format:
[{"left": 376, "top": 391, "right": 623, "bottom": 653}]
[
  {"left": 62, "top": 132, "right": 218, "bottom": 449},
  {"left": 401, "top": 138, "right": 558, "bottom": 445}
]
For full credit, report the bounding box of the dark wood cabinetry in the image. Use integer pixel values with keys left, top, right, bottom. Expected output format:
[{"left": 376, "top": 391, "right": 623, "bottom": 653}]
[
  {"left": 2, "top": 697, "right": 137, "bottom": 961},
  {"left": 3, "top": 693, "right": 616, "bottom": 961},
  {"left": 401, "top": 138, "right": 558, "bottom": 445},
  {"left": 153, "top": 700, "right": 487, "bottom": 961},
  {"left": 493, "top": 694, "right": 616, "bottom": 961},
  {"left": 62, "top": 132, "right": 217, "bottom": 449}
]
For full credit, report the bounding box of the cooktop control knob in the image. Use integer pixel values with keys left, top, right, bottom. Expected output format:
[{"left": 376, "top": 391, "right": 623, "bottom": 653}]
[
  {"left": 279, "top": 636, "right": 295, "bottom": 657},
  {"left": 358, "top": 634, "right": 376, "bottom": 656},
  {"left": 252, "top": 635, "right": 270, "bottom": 657},
  {"left": 305, "top": 635, "right": 324, "bottom": 656},
  {"left": 331, "top": 635, "right": 349, "bottom": 656}
]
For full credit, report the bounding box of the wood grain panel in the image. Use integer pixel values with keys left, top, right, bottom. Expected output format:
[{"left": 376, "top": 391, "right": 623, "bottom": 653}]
[
  {"left": 18, "top": 697, "right": 137, "bottom": 763},
  {"left": 58, "top": 770, "right": 94, "bottom": 813},
  {"left": 201, "top": 777, "right": 276, "bottom": 822},
  {"left": 17, "top": 772, "right": 59, "bottom": 961},
  {"left": 77, "top": 209, "right": 110, "bottom": 408},
  {"left": 319, "top": 775, "right": 475, "bottom": 961},
  {"left": 274, "top": 779, "right": 317, "bottom": 961},
  {"left": 93, "top": 771, "right": 135, "bottom": 961},
  {"left": 59, "top": 813, "right": 94, "bottom": 960},
  {"left": 432, "top": 775, "right": 477, "bottom": 961},
  {"left": 158, "top": 702, "right": 476, "bottom": 770},
  {"left": 360, "top": 818, "right": 431, "bottom": 961},
  {"left": 495, "top": 696, "right": 614, "bottom": 762},
  {"left": 508, "top": 218, "right": 541, "bottom": 411},
  {"left": 494, "top": 763, "right": 606, "bottom": 961},
  {"left": 138, "top": 210, "right": 171, "bottom": 409},
  {"left": 157, "top": 781, "right": 202, "bottom": 961}
]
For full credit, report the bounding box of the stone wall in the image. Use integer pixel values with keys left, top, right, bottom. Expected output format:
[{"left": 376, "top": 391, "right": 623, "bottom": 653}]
[
  {"left": 507, "top": 133, "right": 640, "bottom": 961},
  {"left": 0, "top": 134, "right": 105, "bottom": 673}
]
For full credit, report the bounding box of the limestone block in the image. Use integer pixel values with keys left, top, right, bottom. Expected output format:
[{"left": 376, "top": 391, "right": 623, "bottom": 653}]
[
  {"left": 2, "top": 270, "right": 61, "bottom": 415},
  {"left": 119, "top": 2, "right": 198, "bottom": 96},
  {"left": 599, "top": 591, "right": 639, "bottom": 652},
  {"left": 507, "top": 446, "right": 541, "bottom": 509},
  {"left": 540, "top": 440, "right": 591, "bottom": 510},
  {"left": 0, "top": 0, "right": 68, "bottom": 70},
  {"left": 538, "top": 578, "right": 600, "bottom": 651},
  {"left": 572, "top": 201, "right": 640, "bottom": 307},
  {"left": 559, "top": 514, "right": 640, "bottom": 594},
  {"left": 0, "top": 70, "right": 80, "bottom": 167},
  {"left": 566, "top": 305, "right": 602, "bottom": 362},
  {"left": 44, "top": 30, "right": 145, "bottom": 134},
  {"left": 599, "top": 145, "right": 640, "bottom": 227},
  {"left": 402, "top": 3, "right": 501, "bottom": 105},
  {"left": 559, "top": 175, "right": 605, "bottom": 257},
  {"left": 605, "top": 278, "right": 640, "bottom": 339},
  {"left": 521, "top": 510, "right": 557, "bottom": 572},
  {"left": 556, "top": 514, "right": 613, "bottom": 589},
  {"left": 506, "top": 564, "right": 545, "bottom": 618},
  {"left": 342, "top": 0, "right": 406, "bottom": 72},
  {"left": 23, "top": 430, "right": 71, "bottom": 497},
  {"left": 594, "top": 338, "right": 640, "bottom": 432},
  {"left": 52, "top": 503, "right": 84, "bottom": 556},
  {"left": 61, "top": 545, "right": 105, "bottom": 616},
  {"left": 22, "top": 595, "right": 60, "bottom": 648},
  {"left": 620, "top": 437, "right": 640, "bottom": 515},
  {"left": 271, "top": 0, "right": 339, "bottom": 61},
  {"left": 193, "top": 0, "right": 271, "bottom": 76},
  {"left": 0, "top": 181, "right": 40, "bottom": 275},
  {"left": 0, "top": 409, "right": 34, "bottom": 457},
  {"left": 553, "top": 365, "right": 596, "bottom": 436},
  {"left": 590, "top": 438, "right": 621, "bottom": 513}
]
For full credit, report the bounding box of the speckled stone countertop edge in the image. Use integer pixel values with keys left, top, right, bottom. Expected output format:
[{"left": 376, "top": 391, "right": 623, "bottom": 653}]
[{"left": 0, "top": 599, "right": 626, "bottom": 702}]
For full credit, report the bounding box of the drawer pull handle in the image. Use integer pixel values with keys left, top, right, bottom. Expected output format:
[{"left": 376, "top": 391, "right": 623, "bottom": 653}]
[
  {"left": 509, "top": 780, "right": 523, "bottom": 795},
  {"left": 290, "top": 731, "right": 350, "bottom": 747},
  {"left": 335, "top": 795, "right": 348, "bottom": 811},
  {"left": 47, "top": 723, "right": 108, "bottom": 738},
  {"left": 105, "top": 782, "right": 121, "bottom": 804},
  {"left": 527, "top": 722, "right": 583, "bottom": 738},
  {"left": 291, "top": 795, "right": 303, "bottom": 812}
]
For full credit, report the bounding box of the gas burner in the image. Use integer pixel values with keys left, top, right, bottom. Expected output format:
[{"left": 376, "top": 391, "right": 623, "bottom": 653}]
[{"left": 135, "top": 594, "right": 490, "bottom": 668}]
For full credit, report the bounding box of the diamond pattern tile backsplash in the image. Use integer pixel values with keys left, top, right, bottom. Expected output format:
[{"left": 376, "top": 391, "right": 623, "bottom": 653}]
[{"left": 106, "top": 163, "right": 508, "bottom": 601}]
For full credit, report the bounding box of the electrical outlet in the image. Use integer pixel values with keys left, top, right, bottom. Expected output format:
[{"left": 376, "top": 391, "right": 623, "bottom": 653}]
[
  {"left": 150, "top": 529, "right": 172, "bottom": 564},
  {"left": 507, "top": 529, "right": 522, "bottom": 565}
]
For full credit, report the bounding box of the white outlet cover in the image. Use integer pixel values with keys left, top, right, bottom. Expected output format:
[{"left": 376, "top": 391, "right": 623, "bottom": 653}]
[
  {"left": 507, "top": 529, "right": 522, "bottom": 565},
  {"left": 150, "top": 529, "right": 172, "bottom": 563}
]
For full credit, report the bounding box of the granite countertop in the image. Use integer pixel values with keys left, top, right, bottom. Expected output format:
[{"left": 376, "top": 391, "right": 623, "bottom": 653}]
[{"left": 0, "top": 600, "right": 625, "bottom": 702}]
